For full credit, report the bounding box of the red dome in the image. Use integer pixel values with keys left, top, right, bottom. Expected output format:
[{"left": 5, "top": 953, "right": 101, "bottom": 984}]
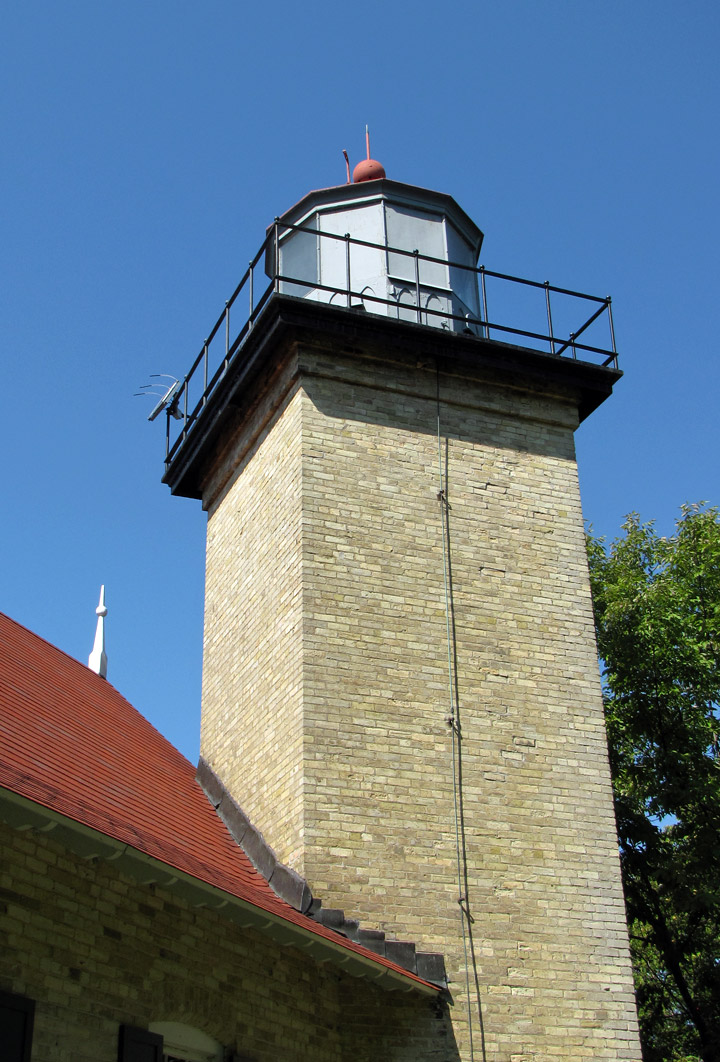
[{"left": 353, "top": 158, "right": 386, "bottom": 183}]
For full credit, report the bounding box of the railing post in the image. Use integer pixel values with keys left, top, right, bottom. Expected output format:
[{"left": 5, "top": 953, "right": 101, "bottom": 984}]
[
  {"left": 606, "top": 297, "right": 618, "bottom": 369},
  {"left": 345, "top": 233, "right": 351, "bottom": 308},
  {"left": 414, "top": 250, "right": 421, "bottom": 323},
  {"left": 570, "top": 333, "right": 577, "bottom": 360},
  {"left": 480, "top": 266, "right": 489, "bottom": 339},
  {"left": 202, "top": 342, "right": 208, "bottom": 405},
  {"left": 225, "top": 301, "right": 230, "bottom": 355},
  {"left": 274, "top": 218, "right": 280, "bottom": 293},
  {"left": 248, "top": 260, "right": 254, "bottom": 330},
  {"left": 544, "top": 281, "right": 556, "bottom": 354},
  {"left": 182, "top": 380, "right": 188, "bottom": 439},
  {"left": 165, "top": 407, "right": 171, "bottom": 458}
]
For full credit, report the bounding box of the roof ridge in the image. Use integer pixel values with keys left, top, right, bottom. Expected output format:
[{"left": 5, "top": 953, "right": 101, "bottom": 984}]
[
  {"left": 0, "top": 609, "right": 98, "bottom": 674},
  {"left": 0, "top": 611, "right": 192, "bottom": 768},
  {"left": 195, "top": 758, "right": 447, "bottom": 989}
]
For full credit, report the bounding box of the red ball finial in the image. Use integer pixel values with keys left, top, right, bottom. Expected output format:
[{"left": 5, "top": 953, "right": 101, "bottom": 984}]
[
  {"left": 353, "top": 157, "right": 386, "bottom": 183},
  {"left": 352, "top": 125, "right": 386, "bottom": 183}
]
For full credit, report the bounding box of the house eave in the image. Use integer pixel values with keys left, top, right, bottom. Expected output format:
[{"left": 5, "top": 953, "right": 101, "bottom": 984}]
[{"left": 0, "top": 784, "right": 439, "bottom": 995}]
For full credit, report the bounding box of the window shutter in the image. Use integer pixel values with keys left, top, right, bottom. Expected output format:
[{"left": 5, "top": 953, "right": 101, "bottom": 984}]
[
  {"left": 118, "top": 1024, "right": 164, "bottom": 1062},
  {"left": 0, "top": 991, "right": 35, "bottom": 1062}
]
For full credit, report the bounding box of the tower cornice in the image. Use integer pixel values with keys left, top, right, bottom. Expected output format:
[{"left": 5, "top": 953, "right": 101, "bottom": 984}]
[{"left": 162, "top": 293, "right": 621, "bottom": 503}]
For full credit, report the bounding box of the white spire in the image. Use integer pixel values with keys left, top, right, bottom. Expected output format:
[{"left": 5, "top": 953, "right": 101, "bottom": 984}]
[{"left": 88, "top": 585, "right": 108, "bottom": 679}]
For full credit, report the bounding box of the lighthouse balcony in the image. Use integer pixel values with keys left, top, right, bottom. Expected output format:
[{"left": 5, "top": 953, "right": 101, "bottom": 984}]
[{"left": 160, "top": 218, "right": 618, "bottom": 479}]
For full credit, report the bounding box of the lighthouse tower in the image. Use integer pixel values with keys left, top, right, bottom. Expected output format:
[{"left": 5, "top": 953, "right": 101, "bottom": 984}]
[{"left": 163, "top": 153, "right": 641, "bottom": 1061}]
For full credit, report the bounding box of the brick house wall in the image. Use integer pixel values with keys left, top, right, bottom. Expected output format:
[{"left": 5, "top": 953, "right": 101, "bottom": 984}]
[{"left": 0, "top": 820, "right": 454, "bottom": 1062}]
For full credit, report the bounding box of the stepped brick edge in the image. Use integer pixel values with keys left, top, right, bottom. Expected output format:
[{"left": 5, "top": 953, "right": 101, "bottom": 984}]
[{"left": 196, "top": 757, "right": 447, "bottom": 988}]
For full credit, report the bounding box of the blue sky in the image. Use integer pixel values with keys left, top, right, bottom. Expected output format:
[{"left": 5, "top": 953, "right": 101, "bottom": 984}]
[{"left": 2, "top": 2, "right": 718, "bottom": 762}]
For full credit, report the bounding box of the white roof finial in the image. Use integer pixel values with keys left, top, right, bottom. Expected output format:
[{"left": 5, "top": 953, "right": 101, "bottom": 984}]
[{"left": 88, "top": 585, "right": 108, "bottom": 679}]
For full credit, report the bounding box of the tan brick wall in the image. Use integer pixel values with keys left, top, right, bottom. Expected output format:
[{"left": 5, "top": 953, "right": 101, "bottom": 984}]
[
  {"left": 0, "top": 821, "right": 452, "bottom": 1062},
  {"left": 200, "top": 369, "right": 306, "bottom": 869},
  {"left": 199, "top": 338, "right": 641, "bottom": 1061}
]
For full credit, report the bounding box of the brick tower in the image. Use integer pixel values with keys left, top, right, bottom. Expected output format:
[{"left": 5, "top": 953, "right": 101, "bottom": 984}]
[{"left": 163, "top": 161, "right": 641, "bottom": 1060}]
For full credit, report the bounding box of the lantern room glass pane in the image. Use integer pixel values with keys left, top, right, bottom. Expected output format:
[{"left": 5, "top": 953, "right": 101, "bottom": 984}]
[
  {"left": 385, "top": 205, "right": 447, "bottom": 289},
  {"left": 279, "top": 215, "right": 318, "bottom": 298},
  {"left": 446, "top": 221, "right": 480, "bottom": 316}
]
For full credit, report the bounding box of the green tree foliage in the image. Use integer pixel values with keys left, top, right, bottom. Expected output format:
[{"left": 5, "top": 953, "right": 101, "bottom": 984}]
[{"left": 587, "top": 505, "right": 720, "bottom": 1062}]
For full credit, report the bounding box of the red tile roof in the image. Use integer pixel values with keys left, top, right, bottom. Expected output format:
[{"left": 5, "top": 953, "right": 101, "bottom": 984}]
[{"left": 0, "top": 612, "right": 435, "bottom": 990}]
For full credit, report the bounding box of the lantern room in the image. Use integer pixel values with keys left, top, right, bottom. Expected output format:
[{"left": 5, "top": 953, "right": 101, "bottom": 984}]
[{"left": 266, "top": 176, "right": 484, "bottom": 333}]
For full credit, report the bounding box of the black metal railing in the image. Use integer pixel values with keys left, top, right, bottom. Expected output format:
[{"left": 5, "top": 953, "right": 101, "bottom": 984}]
[{"left": 163, "top": 220, "right": 618, "bottom": 463}]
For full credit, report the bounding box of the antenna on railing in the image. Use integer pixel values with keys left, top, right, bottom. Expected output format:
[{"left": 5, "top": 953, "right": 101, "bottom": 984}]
[
  {"left": 134, "top": 374, "right": 184, "bottom": 421},
  {"left": 342, "top": 149, "right": 351, "bottom": 184}
]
